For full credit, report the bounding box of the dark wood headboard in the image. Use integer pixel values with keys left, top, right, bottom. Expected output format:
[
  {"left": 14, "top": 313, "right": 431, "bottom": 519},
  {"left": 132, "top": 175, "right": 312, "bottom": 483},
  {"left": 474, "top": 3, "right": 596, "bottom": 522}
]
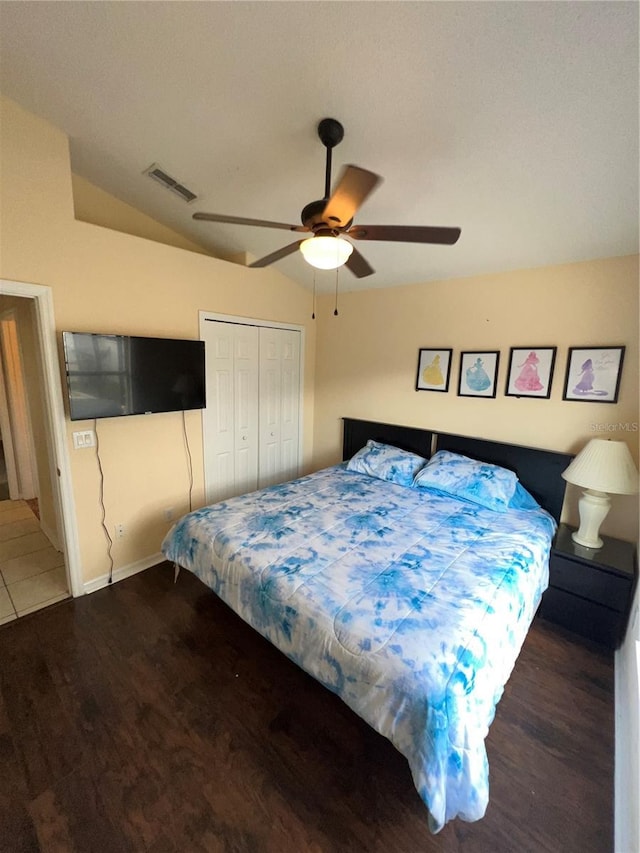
[
  {"left": 342, "top": 417, "right": 572, "bottom": 523},
  {"left": 342, "top": 418, "right": 433, "bottom": 461}
]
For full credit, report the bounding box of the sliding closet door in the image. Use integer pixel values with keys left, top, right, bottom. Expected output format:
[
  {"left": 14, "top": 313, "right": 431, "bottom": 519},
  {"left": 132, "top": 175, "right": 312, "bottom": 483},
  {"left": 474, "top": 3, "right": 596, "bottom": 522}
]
[
  {"left": 258, "top": 327, "right": 300, "bottom": 489},
  {"left": 202, "top": 321, "right": 259, "bottom": 504}
]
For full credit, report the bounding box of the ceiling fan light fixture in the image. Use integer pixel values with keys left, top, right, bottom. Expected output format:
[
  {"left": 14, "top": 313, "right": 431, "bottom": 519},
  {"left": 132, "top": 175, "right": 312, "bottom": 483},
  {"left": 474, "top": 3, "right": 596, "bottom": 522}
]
[{"left": 300, "top": 235, "right": 353, "bottom": 270}]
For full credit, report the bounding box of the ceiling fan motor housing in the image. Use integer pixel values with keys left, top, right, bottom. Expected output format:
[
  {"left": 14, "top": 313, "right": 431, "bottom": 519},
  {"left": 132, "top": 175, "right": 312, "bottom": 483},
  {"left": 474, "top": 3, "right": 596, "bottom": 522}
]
[{"left": 300, "top": 198, "right": 352, "bottom": 233}]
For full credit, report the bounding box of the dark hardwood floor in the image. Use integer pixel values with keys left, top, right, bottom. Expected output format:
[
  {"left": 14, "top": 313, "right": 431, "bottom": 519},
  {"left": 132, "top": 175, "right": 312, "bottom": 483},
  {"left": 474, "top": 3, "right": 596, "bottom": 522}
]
[{"left": 0, "top": 562, "right": 614, "bottom": 853}]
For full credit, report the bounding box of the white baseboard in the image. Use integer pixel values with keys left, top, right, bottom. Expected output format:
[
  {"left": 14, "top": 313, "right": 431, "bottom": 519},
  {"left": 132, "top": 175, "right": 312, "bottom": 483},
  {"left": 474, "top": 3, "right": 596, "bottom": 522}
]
[{"left": 83, "top": 552, "right": 164, "bottom": 595}]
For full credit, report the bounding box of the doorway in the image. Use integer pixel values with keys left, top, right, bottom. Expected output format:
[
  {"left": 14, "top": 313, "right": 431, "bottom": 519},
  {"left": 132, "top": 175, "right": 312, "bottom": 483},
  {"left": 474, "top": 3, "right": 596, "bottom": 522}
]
[
  {"left": 0, "top": 307, "right": 39, "bottom": 501},
  {"left": 0, "top": 279, "right": 81, "bottom": 624}
]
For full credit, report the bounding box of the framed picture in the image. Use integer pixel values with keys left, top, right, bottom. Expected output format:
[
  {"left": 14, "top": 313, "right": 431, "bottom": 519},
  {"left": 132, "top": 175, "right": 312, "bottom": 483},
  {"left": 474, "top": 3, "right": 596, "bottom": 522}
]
[
  {"left": 505, "top": 347, "right": 557, "bottom": 399},
  {"left": 457, "top": 351, "right": 500, "bottom": 398},
  {"left": 415, "top": 348, "right": 453, "bottom": 392},
  {"left": 563, "top": 346, "right": 625, "bottom": 403}
]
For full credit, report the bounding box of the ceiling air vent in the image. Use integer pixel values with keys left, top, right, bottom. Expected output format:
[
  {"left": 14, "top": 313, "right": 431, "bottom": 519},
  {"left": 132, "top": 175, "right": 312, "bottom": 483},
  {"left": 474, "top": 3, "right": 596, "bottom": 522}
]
[{"left": 144, "top": 163, "right": 198, "bottom": 203}]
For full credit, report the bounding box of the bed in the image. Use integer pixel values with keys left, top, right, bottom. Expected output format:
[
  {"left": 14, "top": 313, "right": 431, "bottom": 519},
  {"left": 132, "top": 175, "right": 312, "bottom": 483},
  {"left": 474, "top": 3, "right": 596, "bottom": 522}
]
[{"left": 162, "top": 418, "right": 572, "bottom": 833}]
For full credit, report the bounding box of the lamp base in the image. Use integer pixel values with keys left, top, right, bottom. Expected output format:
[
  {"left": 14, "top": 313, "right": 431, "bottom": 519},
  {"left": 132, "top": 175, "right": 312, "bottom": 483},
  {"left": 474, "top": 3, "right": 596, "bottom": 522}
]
[{"left": 571, "top": 489, "right": 610, "bottom": 549}]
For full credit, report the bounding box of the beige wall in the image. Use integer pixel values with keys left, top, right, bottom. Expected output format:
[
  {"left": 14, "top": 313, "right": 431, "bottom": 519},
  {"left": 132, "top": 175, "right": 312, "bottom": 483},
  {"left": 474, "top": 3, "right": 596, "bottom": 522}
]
[
  {"left": 0, "top": 96, "right": 316, "bottom": 583},
  {"left": 313, "top": 256, "right": 639, "bottom": 542},
  {"left": 72, "top": 173, "right": 213, "bottom": 256}
]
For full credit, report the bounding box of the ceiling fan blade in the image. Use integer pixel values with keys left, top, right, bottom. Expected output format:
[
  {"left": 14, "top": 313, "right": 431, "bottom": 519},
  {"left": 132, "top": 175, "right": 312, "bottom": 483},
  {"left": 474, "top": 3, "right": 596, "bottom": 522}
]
[
  {"left": 193, "top": 212, "right": 308, "bottom": 232},
  {"left": 345, "top": 247, "right": 375, "bottom": 278},
  {"left": 248, "top": 241, "right": 304, "bottom": 268},
  {"left": 347, "top": 225, "right": 461, "bottom": 245},
  {"left": 322, "top": 165, "right": 382, "bottom": 228}
]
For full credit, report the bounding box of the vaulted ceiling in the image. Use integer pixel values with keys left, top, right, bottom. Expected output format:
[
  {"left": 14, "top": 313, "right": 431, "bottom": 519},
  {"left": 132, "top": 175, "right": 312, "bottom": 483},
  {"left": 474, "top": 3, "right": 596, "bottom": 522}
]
[{"left": 1, "top": 1, "right": 638, "bottom": 291}]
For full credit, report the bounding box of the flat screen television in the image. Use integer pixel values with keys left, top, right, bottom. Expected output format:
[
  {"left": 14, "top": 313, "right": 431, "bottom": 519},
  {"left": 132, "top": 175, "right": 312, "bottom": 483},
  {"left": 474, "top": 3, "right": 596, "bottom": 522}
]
[{"left": 62, "top": 332, "right": 206, "bottom": 421}]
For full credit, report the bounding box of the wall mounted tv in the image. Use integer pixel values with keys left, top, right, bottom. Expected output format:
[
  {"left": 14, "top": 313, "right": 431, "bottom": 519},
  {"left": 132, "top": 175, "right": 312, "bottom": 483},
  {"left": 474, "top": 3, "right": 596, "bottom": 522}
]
[{"left": 62, "top": 332, "right": 206, "bottom": 421}]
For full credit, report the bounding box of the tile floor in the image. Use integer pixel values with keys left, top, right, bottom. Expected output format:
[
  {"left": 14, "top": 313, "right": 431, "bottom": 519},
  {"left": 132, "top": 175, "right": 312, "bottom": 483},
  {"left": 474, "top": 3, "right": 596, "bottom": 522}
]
[{"left": 0, "top": 499, "right": 68, "bottom": 625}]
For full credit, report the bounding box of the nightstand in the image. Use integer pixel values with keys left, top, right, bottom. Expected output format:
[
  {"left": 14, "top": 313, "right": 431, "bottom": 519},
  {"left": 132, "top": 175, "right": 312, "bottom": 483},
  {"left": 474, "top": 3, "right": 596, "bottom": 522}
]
[{"left": 539, "top": 523, "right": 638, "bottom": 650}]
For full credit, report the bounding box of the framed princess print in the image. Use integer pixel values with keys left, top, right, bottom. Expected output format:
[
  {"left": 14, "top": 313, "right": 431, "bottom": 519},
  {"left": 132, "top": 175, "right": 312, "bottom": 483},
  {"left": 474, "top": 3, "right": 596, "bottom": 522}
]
[
  {"left": 563, "top": 346, "right": 625, "bottom": 403},
  {"left": 505, "top": 347, "right": 557, "bottom": 399},
  {"left": 457, "top": 351, "right": 500, "bottom": 398},
  {"left": 415, "top": 348, "right": 453, "bottom": 392}
]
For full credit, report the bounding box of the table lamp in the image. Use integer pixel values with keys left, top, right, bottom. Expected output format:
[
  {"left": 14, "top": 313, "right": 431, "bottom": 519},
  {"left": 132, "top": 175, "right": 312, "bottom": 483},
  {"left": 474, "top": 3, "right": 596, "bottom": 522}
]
[{"left": 561, "top": 438, "right": 639, "bottom": 549}]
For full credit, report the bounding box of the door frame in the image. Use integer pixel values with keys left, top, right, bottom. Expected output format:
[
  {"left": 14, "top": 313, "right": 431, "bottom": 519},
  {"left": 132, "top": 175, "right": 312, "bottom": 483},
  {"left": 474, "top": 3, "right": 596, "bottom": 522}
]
[
  {"left": 0, "top": 279, "right": 83, "bottom": 597},
  {"left": 0, "top": 341, "right": 20, "bottom": 498},
  {"left": 199, "top": 311, "right": 305, "bottom": 504},
  {"left": 0, "top": 308, "right": 39, "bottom": 499}
]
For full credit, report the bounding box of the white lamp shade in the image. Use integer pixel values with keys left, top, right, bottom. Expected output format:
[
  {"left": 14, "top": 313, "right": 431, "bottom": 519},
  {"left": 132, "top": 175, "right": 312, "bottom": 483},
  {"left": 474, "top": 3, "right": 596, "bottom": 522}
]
[
  {"left": 562, "top": 439, "right": 639, "bottom": 495},
  {"left": 299, "top": 236, "right": 353, "bottom": 270}
]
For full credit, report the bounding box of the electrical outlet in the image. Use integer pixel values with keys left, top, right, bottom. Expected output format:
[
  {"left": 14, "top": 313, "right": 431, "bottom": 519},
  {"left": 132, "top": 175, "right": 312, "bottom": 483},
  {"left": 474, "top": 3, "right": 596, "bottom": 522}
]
[
  {"left": 115, "top": 523, "right": 126, "bottom": 539},
  {"left": 164, "top": 507, "right": 174, "bottom": 521},
  {"left": 73, "top": 430, "right": 96, "bottom": 449}
]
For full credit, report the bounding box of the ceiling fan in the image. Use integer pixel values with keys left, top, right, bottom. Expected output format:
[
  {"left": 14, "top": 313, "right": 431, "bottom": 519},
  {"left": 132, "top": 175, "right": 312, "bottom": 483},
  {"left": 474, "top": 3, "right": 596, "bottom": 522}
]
[{"left": 193, "top": 118, "right": 461, "bottom": 278}]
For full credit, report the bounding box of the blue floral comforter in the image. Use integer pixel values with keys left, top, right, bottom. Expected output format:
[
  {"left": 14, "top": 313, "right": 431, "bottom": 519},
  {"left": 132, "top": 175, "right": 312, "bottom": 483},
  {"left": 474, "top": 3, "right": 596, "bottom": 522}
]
[{"left": 161, "top": 464, "right": 555, "bottom": 833}]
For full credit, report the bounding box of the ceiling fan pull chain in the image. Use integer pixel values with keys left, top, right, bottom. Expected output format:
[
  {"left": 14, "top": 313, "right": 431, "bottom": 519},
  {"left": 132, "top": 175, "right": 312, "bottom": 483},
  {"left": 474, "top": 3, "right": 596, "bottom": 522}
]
[
  {"left": 334, "top": 268, "right": 339, "bottom": 316},
  {"left": 312, "top": 271, "right": 316, "bottom": 320}
]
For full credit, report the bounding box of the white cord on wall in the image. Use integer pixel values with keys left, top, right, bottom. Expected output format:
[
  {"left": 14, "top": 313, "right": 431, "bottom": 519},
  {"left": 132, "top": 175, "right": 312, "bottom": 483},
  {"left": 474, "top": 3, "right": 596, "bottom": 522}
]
[{"left": 94, "top": 419, "right": 114, "bottom": 584}]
